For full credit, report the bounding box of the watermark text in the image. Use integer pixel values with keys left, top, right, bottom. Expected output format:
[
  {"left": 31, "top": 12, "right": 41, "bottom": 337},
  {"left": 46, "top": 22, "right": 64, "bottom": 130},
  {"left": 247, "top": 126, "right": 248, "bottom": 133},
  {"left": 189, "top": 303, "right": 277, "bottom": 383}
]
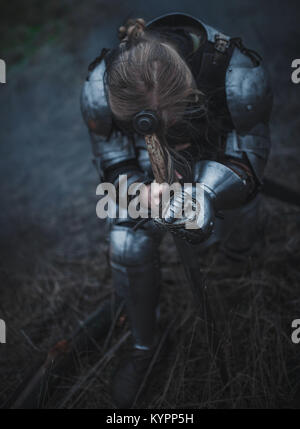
[
  {"left": 0, "top": 319, "right": 6, "bottom": 344},
  {"left": 292, "top": 319, "right": 300, "bottom": 344},
  {"left": 96, "top": 175, "right": 205, "bottom": 229},
  {"left": 291, "top": 59, "right": 300, "bottom": 84},
  {"left": 0, "top": 59, "right": 6, "bottom": 84}
]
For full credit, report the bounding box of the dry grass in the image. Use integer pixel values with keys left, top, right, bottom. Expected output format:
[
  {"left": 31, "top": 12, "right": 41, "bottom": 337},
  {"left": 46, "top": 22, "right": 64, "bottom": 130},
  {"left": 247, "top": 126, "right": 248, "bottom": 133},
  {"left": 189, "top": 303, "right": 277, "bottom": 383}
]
[{"left": 1, "top": 197, "right": 300, "bottom": 409}]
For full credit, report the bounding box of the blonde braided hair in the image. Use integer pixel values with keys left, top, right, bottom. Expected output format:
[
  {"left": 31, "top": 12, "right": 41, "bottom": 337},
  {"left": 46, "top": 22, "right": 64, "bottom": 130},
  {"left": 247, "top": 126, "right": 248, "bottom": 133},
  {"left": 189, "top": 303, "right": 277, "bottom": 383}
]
[
  {"left": 109, "top": 17, "right": 203, "bottom": 183},
  {"left": 118, "top": 18, "right": 146, "bottom": 46},
  {"left": 117, "top": 18, "right": 178, "bottom": 183}
]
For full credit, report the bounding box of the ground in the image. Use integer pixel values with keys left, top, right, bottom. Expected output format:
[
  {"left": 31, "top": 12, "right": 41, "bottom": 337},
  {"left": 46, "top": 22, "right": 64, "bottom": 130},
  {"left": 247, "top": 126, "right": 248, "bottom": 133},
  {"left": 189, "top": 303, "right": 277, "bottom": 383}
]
[{"left": 0, "top": 0, "right": 300, "bottom": 409}]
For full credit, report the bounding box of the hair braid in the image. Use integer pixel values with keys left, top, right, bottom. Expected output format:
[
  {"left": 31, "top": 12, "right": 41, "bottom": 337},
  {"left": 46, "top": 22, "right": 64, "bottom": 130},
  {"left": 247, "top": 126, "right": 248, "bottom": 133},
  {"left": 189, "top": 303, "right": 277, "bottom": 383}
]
[{"left": 118, "top": 18, "right": 146, "bottom": 47}]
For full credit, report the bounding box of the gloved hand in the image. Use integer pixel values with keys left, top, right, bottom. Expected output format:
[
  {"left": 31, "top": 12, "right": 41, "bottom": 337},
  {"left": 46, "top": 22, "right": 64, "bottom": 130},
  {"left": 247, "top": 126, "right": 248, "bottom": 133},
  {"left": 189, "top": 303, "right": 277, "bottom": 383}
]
[{"left": 154, "top": 183, "right": 215, "bottom": 244}]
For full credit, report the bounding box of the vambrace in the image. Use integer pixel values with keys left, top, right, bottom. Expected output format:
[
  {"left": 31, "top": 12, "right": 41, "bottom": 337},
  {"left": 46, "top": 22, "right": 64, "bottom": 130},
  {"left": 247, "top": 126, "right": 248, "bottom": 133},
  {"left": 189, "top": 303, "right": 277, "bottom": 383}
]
[
  {"left": 193, "top": 160, "right": 251, "bottom": 211},
  {"left": 89, "top": 130, "right": 137, "bottom": 182},
  {"left": 224, "top": 125, "right": 271, "bottom": 184},
  {"left": 89, "top": 131, "right": 151, "bottom": 207}
]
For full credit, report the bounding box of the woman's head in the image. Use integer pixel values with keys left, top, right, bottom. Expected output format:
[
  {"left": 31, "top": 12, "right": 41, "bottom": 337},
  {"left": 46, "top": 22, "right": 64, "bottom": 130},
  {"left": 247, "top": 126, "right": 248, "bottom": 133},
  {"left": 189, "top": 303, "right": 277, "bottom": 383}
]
[
  {"left": 105, "top": 18, "right": 204, "bottom": 182},
  {"left": 106, "top": 18, "right": 199, "bottom": 133}
]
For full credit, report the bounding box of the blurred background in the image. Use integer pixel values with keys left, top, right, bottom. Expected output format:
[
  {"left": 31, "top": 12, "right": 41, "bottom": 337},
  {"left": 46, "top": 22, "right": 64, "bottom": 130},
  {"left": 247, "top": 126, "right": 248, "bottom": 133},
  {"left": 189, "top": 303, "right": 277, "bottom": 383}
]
[{"left": 0, "top": 0, "right": 300, "bottom": 409}]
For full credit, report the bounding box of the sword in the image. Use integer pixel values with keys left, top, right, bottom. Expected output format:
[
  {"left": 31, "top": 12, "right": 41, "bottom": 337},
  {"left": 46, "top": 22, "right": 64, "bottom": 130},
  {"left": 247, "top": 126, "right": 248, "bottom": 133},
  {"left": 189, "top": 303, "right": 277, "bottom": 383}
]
[{"left": 143, "top": 135, "right": 229, "bottom": 386}]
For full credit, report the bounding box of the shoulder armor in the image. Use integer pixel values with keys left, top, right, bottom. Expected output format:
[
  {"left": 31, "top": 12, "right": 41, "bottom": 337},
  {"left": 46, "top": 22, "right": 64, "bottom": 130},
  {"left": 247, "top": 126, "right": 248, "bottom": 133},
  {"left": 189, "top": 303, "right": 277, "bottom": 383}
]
[
  {"left": 147, "top": 12, "right": 230, "bottom": 44},
  {"left": 225, "top": 47, "right": 273, "bottom": 135},
  {"left": 80, "top": 58, "right": 113, "bottom": 137}
]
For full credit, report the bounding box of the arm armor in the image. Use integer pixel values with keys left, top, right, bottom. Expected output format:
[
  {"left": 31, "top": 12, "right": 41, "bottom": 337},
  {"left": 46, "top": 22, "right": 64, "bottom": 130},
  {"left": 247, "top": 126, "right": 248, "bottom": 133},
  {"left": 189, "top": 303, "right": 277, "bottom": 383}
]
[
  {"left": 191, "top": 44, "right": 273, "bottom": 222},
  {"left": 80, "top": 58, "right": 142, "bottom": 185},
  {"left": 224, "top": 46, "right": 273, "bottom": 183},
  {"left": 193, "top": 160, "right": 249, "bottom": 211}
]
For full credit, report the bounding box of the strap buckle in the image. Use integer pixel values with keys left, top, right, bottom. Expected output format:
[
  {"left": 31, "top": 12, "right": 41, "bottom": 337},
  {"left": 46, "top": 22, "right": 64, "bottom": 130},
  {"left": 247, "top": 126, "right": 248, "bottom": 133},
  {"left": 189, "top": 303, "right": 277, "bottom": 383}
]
[{"left": 214, "top": 34, "right": 230, "bottom": 53}]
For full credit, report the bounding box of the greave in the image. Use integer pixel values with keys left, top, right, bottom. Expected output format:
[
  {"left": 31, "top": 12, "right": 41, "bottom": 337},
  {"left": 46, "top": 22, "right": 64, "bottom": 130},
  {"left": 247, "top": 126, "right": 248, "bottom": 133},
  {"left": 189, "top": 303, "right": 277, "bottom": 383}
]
[{"left": 109, "top": 224, "right": 162, "bottom": 348}]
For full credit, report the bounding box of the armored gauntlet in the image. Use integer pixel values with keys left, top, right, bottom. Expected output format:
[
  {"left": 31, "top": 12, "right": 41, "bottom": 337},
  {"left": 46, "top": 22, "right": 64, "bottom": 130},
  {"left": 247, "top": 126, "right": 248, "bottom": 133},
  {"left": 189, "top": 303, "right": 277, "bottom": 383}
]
[{"left": 155, "top": 160, "right": 251, "bottom": 244}]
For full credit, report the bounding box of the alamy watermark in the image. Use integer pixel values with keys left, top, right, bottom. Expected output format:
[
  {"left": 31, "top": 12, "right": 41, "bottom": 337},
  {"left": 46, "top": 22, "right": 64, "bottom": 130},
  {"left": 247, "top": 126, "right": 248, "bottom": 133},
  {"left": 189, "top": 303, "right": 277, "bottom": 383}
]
[
  {"left": 291, "top": 59, "right": 300, "bottom": 84},
  {"left": 0, "top": 59, "right": 6, "bottom": 84},
  {"left": 96, "top": 175, "right": 205, "bottom": 229},
  {"left": 291, "top": 319, "right": 300, "bottom": 344},
  {"left": 0, "top": 319, "right": 6, "bottom": 344}
]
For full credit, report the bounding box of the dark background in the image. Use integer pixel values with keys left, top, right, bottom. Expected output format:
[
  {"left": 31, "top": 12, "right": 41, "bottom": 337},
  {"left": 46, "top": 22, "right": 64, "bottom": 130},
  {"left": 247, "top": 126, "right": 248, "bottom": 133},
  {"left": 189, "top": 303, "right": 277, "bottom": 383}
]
[{"left": 0, "top": 0, "right": 300, "bottom": 409}]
